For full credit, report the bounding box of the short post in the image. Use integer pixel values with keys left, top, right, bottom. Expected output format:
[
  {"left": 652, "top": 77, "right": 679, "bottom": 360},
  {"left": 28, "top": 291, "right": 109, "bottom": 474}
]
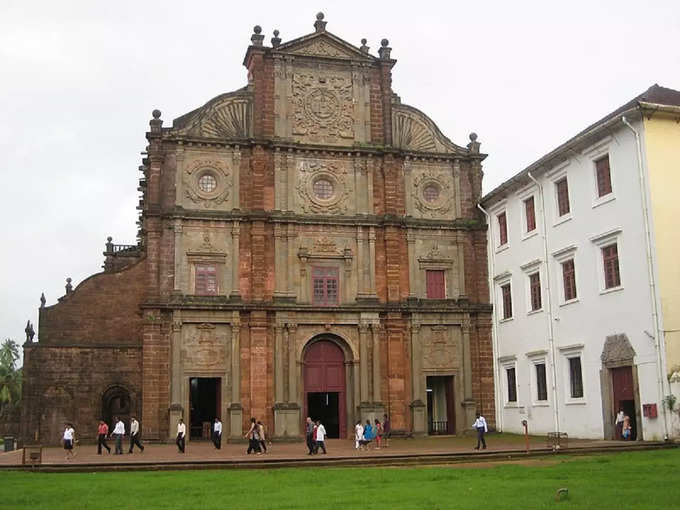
[{"left": 522, "top": 419, "right": 529, "bottom": 454}]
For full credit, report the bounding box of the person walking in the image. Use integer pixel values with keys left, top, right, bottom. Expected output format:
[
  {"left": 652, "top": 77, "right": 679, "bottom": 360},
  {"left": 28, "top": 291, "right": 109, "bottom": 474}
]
[
  {"left": 354, "top": 420, "right": 364, "bottom": 450},
  {"left": 305, "top": 417, "right": 315, "bottom": 455},
  {"left": 314, "top": 420, "right": 327, "bottom": 454},
  {"left": 615, "top": 409, "right": 625, "bottom": 440},
  {"left": 128, "top": 416, "right": 144, "bottom": 453},
  {"left": 176, "top": 418, "right": 186, "bottom": 453},
  {"left": 473, "top": 412, "right": 488, "bottom": 450},
  {"left": 257, "top": 420, "right": 268, "bottom": 454},
  {"left": 112, "top": 416, "right": 125, "bottom": 455},
  {"left": 212, "top": 418, "right": 222, "bottom": 450},
  {"left": 374, "top": 419, "right": 383, "bottom": 449},
  {"left": 245, "top": 417, "right": 261, "bottom": 454},
  {"left": 382, "top": 414, "right": 391, "bottom": 448},
  {"left": 97, "top": 420, "right": 111, "bottom": 455},
  {"left": 62, "top": 422, "right": 76, "bottom": 461}
]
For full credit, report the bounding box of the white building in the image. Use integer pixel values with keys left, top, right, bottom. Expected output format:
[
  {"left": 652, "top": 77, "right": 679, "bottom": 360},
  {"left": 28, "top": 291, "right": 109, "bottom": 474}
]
[{"left": 480, "top": 85, "right": 680, "bottom": 440}]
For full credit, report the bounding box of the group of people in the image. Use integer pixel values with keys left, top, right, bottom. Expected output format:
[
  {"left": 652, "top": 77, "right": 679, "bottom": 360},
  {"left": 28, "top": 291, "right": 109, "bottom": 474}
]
[
  {"left": 304, "top": 417, "right": 329, "bottom": 454},
  {"left": 354, "top": 415, "right": 391, "bottom": 451},
  {"left": 615, "top": 409, "right": 633, "bottom": 440},
  {"left": 244, "top": 417, "right": 270, "bottom": 454},
  {"left": 61, "top": 416, "right": 144, "bottom": 461}
]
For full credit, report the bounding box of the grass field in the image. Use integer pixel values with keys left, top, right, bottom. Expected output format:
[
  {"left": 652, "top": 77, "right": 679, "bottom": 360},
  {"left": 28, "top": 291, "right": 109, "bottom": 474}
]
[{"left": 1, "top": 449, "right": 678, "bottom": 509}]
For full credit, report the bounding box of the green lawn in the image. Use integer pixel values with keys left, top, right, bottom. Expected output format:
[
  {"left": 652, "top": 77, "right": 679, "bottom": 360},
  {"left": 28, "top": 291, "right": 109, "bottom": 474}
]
[{"left": 1, "top": 449, "right": 678, "bottom": 509}]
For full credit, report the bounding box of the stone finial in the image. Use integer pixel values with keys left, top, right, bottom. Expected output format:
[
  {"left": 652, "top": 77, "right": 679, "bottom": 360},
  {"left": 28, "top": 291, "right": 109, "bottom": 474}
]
[
  {"left": 378, "top": 38, "right": 392, "bottom": 60},
  {"left": 40, "top": 293, "right": 46, "bottom": 308},
  {"left": 314, "top": 12, "right": 327, "bottom": 33},
  {"left": 360, "top": 38, "right": 369, "bottom": 53},
  {"left": 467, "top": 132, "right": 480, "bottom": 154},
  {"left": 150, "top": 109, "right": 162, "bottom": 133},
  {"left": 65, "top": 277, "right": 73, "bottom": 295},
  {"left": 271, "top": 29, "right": 281, "bottom": 48},
  {"left": 251, "top": 25, "right": 264, "bottom": 46},
  {"left": 106, "top": 236, "right": 114, "bottom": 254}
]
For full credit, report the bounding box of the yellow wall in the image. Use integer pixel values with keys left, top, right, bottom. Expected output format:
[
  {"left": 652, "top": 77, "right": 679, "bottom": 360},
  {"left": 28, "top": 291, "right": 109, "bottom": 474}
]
[{"left": 644, "top": 115, "right": 680, "bottom": 373}]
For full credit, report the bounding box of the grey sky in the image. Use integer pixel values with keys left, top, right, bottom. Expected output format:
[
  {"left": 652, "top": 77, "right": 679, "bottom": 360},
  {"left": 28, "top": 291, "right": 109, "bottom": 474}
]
[{"left": 1, "top": 0, "right": 679, "bottom": 360}]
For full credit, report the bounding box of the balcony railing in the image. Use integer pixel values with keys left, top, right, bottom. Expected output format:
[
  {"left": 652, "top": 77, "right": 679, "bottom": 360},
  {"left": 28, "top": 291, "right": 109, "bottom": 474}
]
[{"left": 428, "top": 420, "right": 449, "bottom": 435}]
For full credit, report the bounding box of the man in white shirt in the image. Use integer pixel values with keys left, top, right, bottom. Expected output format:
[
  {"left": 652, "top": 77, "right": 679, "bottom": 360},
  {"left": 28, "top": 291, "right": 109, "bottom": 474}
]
[
  {"left": 473, "top": 412, "right": 488, "bottom": 450},
  {"left": 615, "top": 409, "right": 625, "bottom": 440},
  {"left": 354, "top": 421, "right": 364, "bottom": 450},
  {"left": 212, "top": 418, "right": 222, "bottom": 450},
  {"left": 128, "top": 416, "right": 144, "bottom": 454},
  {"left": 112, "top": 416, "right": 125, "bottom": 455},
  {"left": 314, "top": 420, "right": 327, "bottom": 454},
  {"left": 176, "top": 418, "right": 186, "bottom": 453}
]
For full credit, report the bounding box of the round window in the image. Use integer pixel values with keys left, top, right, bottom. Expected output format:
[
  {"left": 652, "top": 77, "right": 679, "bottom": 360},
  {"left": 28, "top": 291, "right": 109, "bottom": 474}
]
[
  {"left": 198, "top": 173, "right": 217, "bottom": 193},
  {"left": 423, "top": 184, "right": 440, "bottom": 202},
  {"left": 313, "top": 178, "right": 334, "bottom": 200}
]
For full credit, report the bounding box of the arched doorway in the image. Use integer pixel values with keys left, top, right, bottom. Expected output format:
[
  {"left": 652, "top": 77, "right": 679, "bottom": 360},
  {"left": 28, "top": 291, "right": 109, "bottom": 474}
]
[
  {"left": 303, "top": 339, "right": 346, "bottom": 438},
  {"left": 101, "top": 386, "right": 132, "bottom": 429}
]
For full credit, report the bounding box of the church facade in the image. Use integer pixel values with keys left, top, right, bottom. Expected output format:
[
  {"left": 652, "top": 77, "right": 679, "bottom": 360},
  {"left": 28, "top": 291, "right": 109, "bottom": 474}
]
[{"left": 21, "top": 14, "right": 494, "bottom": 444}]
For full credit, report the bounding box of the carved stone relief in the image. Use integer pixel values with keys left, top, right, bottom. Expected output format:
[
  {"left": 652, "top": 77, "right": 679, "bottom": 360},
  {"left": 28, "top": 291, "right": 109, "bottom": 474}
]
[
  {"left": 183, "top": 159, "right": 232, "bottom": 209},
  {"left": 178, "top": 95, "right": 250, "bottom": 139},
  {"left": 411, "top": 166, "right": 454, "bottom": 219},
  {"left": 422, "top": 326, "right": 460, "bottom": 370},
  {"left": 291, "top": 72, "right": 354, "bottom": 144},
  {"left": 296, "top": 160, "right": 353, "bottom": 215},
  {"left": 181, "top": 323, "right": 229, "bottom": 371},
  {"left": 392, "top": 105, "right": 458, "bottom": 154},
  {"left": 288, "top": 40, "right": 354, "bottom": 59}
]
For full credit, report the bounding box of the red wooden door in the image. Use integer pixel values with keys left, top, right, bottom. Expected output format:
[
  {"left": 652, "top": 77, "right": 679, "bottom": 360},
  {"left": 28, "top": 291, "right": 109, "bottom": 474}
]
[
  {"left": 303, "top": 341, "right": 346, "bottom": 438},
  {"left": 612, "top": 366, "right": 633, "bottom": 403}
]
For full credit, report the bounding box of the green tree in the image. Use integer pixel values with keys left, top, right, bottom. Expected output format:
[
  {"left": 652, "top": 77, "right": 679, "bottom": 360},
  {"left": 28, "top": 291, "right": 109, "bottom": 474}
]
[{"left": 0, "top": 339, "right": 21, "bottom": 410}]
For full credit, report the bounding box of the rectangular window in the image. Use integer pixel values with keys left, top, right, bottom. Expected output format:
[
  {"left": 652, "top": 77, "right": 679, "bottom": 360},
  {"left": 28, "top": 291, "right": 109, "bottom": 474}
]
[
  {"left": 529, "top": 272, "right": 542, "bottom": 311},
  {"left": 556, "top": 178, "right": 570, "bottom": 216},
  {"left": 562, "top": 259, "right": 577, "bottom": 301},
  {"left": 569, "top": 357, "right": 584, "bottom": 398},
  {"left": 497, "top": 212, "right": 508, "bottom": 246},
  {"left": 536, "top": 363, "right": 548, "bottom": 401},
  {"left": 426, "top": 270, "right": 446, "bottom": 299},
  {"left": 506, "top": 367, "right": 517, "bottom": 402},
  {"left": 595, "top": 155, "right": 612, "bottom": 197},
  {"left": 525, "top": 196, "right": 536, "bottom": 232},
  {"left": 312, "top": 267, "right": 339, "bottom": 306},
  {"left": 501, "top": 283, "right": 512, "bottom": 319},
  {"left": 195, "top": 264, "right": 218, "bottom": 295},
  {"left": 602, "top": 244, "right": 621, "bottom": 289}
]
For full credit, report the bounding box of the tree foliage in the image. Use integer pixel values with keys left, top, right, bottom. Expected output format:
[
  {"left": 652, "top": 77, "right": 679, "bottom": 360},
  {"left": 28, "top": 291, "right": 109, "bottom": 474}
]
[{"left": 0, "top": 338, "right": 22, "bottom": 410}]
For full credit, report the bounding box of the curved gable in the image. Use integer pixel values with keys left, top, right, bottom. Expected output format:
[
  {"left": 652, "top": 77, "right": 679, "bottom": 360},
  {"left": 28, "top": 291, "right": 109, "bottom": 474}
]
[{"left": 392, "top": 103, "right": 465, "bottom": 155}]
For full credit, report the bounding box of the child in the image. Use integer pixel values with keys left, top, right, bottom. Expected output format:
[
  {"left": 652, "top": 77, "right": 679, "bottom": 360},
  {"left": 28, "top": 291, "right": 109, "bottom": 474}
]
[
  {"left": 374, "top": 418, "right": 383, "bottom": 449},
  {"left": 62, "top": 422, "right": 76, "bottom": 461},
  {"left": 622, "top": 415, "right": 632, "bottom": 440}
]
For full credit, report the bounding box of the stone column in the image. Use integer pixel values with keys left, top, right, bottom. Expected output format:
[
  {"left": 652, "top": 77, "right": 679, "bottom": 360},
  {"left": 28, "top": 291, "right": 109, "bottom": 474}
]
[
  {"left": 173, "top": 221, "right": 183, "bottom": 292},
  {"left": 287, "top": 225, "right": 297, "bottom": 299},
  {"left": 367, "top": 155, "right": 375, "bottom": 213},
  {"left": 409, "top": 321, "right": 427, "bottom": 436},
  {"left": 274, "top": 324, "right": 284, "bottom": 402},
  {"left": 368, "top": 227, "right": 377, "bottom": 297},
  {"left": 452, "top": 158, "right": 462, "bottom": 218},
  {"left": 359, "top": 323, "right": 369, "bottom": 403},
  {"left": 461, "top": 318, "right": 476, "bottom": 429},
  {"left": 231, "top": 221, "right": 240, "bottom": 298},
  {"left": 228, "top": 312, "right": 242, "bottom": 440},
  {"left": 168, "top": 316, "right": 183, "bottom": 439},
  {"left": 407, "top": 229, "right": 416, "bottom": 298},
  {"left": 371, "top": 323, "right": 382, "bottom": 403},
  {"left": 231, "top": 146, "right": 241, "bottom": 210},
  {"left": 274, "top": 224, "right": 287, "bottom": 298},
  {"left": 457, "top": 232, "right": 467, "bottom": 299},
  {"left": 287, "top": 323, "right": 298, "bottom": 404},
  {"left": 286, "top": 149, "right": 295, "bottom": 212}
]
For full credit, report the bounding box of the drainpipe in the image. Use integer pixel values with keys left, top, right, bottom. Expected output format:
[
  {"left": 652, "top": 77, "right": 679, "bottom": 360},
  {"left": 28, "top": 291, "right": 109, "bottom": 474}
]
[
  {"left": 621, "top": 115, "right": 670, "bottom": 440},
  {"left": 477, "top": 203, "right": 503, "bottom": 432},
  {"left": 527, "top": 172, "right": 561, "bottom": 434}
]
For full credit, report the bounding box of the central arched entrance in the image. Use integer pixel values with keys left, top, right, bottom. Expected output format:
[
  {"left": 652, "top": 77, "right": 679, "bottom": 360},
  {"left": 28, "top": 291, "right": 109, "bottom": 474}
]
[{"left": 303, "top": 339, "right": 346, "bottom": 438}]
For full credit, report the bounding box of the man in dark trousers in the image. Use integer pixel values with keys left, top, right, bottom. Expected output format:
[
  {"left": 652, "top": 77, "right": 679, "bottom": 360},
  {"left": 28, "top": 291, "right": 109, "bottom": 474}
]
[
  {"left": 128, "top": 416, "right": 144, "bottom": 453},
  {"left": 212, "top": 417, "right": 222, "bottom": 450},
  {"left": 473, "top": 412, "right": 488, "bottom": 450},
  {"left": 305, "top": 416, "right": 315, "bottom": 455},
  {"left": 97, "top": 420, "right": 110, "bottom": 454}
]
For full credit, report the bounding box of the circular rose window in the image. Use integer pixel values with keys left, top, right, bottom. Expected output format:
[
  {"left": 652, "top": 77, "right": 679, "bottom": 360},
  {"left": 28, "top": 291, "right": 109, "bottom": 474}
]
[
  {"left": 313, "top": 178, "right": 334, "bottom": 200},
  {"left": 423, "top": 184, "right": 440, "bottom": 202},
  {"left": 198, "top": 173, "right": 217, "bottom": 193}
]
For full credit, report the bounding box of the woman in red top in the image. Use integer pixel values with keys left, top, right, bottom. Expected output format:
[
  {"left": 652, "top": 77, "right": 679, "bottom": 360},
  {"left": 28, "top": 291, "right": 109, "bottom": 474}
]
[{"left": 97, "top": 420, "right": 111, "bottom": 454}]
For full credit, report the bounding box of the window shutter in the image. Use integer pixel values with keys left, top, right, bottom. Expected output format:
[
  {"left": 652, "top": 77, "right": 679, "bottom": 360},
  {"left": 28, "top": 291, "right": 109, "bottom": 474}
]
[{"left": 426, "top": 270, "right": 445, "bottom": 299}]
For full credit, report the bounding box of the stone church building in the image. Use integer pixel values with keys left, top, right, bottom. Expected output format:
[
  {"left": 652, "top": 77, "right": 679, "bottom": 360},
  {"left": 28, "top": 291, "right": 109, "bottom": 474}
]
[{"left": 21, "top": 14, "right": 494, "bottom": 444}]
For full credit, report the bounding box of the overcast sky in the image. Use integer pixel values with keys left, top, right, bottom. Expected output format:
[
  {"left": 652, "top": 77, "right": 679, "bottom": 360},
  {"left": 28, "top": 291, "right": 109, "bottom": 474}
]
[{"left": 1, "top": 0, "right": 679, "bottom": 360}]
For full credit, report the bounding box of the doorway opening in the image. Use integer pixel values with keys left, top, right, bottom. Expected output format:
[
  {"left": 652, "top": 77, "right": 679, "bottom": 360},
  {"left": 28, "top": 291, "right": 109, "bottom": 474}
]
[
  {"left": 426, "top": 376, "right": 455, "bottom": 435},
  {"left": 102, "top": 386, "right": 131, "bottom": 430},
  {"left": 612, "top": 366, "right": 637, "bottom": 440},
  {"left": 303, "top": 339, "right": 346, "bottom": 438},
  {"left": 189, "top": 377, "right": 221, "bottom": 440}
]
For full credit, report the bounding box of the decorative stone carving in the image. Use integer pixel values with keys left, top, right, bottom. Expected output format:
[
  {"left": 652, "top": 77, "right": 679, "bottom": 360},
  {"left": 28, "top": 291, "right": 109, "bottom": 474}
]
[
  {"left": 422, "top": 326, "right": 459, "bottom": 369},
  {"left": 393, "top": 105, "right": 461, "bottom": 154},
  {"left": 177, "top": 94, "right": 250, "bottom": 139},
  {"left": 289, "top": 39, "right": 352, "bottom": 59},
  {"left": 419, "top": 243, "right": 453, "bottom": 264},
  {"left": 313, "top": 236, "right": 338, "bottom": 253},
  {"left": 296, "top": 161, "right": 352, "bottom": 215},
  {"left": 292, "top": 73, "right": 354, "bottom": 144},
  {"left": 412, "top": 167, "right": 454, "bottom": 218},
  {"left": 183, "top": 159, "right": 232, "bottom": 208},
  {"left": 182, "top": 323, "right": 227, "bottom": 371}
]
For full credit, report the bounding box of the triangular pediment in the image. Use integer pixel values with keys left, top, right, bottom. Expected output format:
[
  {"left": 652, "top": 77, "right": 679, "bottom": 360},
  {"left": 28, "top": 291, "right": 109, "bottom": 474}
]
[{"left": 277, "top": 32, "right": 375, "bottom": 61}]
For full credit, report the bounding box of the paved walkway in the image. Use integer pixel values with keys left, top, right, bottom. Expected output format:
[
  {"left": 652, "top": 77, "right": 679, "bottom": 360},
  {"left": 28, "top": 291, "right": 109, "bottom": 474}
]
[{"left": 0, "top": 434, "right": 647, "bottom": 468}]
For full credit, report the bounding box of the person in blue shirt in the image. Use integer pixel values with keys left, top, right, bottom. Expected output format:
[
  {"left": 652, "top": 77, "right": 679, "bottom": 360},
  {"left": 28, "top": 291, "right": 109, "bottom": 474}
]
[{"left": 363, "top": 420, "right": 374, "bottom": 449}]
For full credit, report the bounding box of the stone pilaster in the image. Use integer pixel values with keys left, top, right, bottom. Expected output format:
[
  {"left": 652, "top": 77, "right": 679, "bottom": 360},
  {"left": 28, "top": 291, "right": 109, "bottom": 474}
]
[
  {"left": 407, "top": 229, "right": 416, "bottom": 298},
  {"left": 173, "top": 221, "right": 183, "bottom": 292},
  {"left": 359, "top": 322, "right": 370, "bottom": 403},
  {"left": 228, "top": 312, "right": 242, "bottom": 440},
  {"left": 230, "top": 221, "right": 240, "bottom": 298}
]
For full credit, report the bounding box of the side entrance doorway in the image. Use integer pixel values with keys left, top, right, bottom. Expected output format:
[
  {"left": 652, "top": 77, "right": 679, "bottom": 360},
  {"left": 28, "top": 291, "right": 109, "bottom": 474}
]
[
  {"left": 189, "top": 377, "right": 221, "bottom": 439},
  {"left": 303, "top": 340, "right": 346, "bottom": 438},
  {"left": 612, "top": 366, "right": 637, "bottom": 440},
  {"left": 426, "top": 376, "right": 455, "bottom": 435}
]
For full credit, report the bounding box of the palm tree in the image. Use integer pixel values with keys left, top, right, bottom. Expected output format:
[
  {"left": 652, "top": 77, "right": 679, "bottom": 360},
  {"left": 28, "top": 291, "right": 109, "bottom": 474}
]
[{"left": 0, "top": 339, "right": 21, "bottom": 410}]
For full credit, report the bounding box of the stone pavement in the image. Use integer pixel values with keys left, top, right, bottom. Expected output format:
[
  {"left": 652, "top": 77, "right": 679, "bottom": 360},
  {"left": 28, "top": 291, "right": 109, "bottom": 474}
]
[{"left": 0, "top": 434, "right": 643, "bottom": 468}]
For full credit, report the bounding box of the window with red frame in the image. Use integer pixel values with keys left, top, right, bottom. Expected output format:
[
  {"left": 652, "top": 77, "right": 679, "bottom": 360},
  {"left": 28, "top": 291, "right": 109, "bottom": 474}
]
[
  {"left": 501, "top": 283, "right": 512, "bottom": 319},
  {"left": 529, "top": 272, "right": 542, "bottom": 311},
  {"left": 602, "top": 244, "right": 621, "bottom": 289},
  {"left": 312, "top": 267, "right": 339, "bottom": 306},
  {"left": 195, "top": 264, "right": 218, "bottom": 295},
  {"left": 525, "top": 196, "right": 536, "bottom": 232},
  {"left": 426, "top": 270, "right": 446, "bottom": 299},
  {"left": 596, "top": 155, "right": 612, "bottom": 197},
  {"left": 497, "top": 212, "right": 508, "bottom": 246},
  {"left": 562, "top": 259, "right": 577, "bottom": 301},
  {"left": 556, "top": 178, "right": 570, "bottom": 216}
]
